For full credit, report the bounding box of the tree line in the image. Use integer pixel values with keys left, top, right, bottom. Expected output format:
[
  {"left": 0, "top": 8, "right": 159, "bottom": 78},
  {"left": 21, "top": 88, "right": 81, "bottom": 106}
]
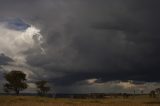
[
  {"left": 2, "top": 70, "right": 160, "bottom": 98},
  {"left": 3, "top": 70, "right": 50, "bottom": 96}
]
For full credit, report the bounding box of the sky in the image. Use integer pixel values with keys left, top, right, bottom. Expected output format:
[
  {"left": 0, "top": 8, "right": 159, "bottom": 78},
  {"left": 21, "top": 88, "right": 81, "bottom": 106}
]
[{"left": 0, "top": 0, "right": 160, "bottom": 94}]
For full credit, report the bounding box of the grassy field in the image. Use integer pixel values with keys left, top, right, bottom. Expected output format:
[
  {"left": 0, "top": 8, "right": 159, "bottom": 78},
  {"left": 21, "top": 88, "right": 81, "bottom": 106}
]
[{"left": 0, "top": 96, "right": 160, "bottom": 106}]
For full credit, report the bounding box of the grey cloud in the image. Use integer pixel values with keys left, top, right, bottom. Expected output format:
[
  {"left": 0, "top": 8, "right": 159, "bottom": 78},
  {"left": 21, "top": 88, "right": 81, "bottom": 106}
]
[
  {"left": 0, "top": 0, "right": 160, "bottom": 93},
  {"left": 25, "top": 0, "right": 160, "bottom": 83}
]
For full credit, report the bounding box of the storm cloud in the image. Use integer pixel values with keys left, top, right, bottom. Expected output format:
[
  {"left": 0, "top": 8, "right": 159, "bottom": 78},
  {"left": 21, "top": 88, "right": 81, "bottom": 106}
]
[{"left": 0, "top": 0, "right": 160, "bottom": 93}]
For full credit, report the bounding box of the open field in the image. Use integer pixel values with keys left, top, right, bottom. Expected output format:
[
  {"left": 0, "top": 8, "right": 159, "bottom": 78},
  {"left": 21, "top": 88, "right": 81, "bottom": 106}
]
[{"left": 0, "top": 96, "right": 160, "bottom": 106}]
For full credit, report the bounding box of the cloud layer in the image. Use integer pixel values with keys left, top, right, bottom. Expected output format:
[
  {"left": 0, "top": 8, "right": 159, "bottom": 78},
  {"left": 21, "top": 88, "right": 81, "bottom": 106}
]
[{"left": 0, "top": 0, "right": 160, "bottom": 93}]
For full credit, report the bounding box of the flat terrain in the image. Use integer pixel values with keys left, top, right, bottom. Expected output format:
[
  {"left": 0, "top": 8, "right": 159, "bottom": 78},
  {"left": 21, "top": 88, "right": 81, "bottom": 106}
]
[{"left": 0, "top": 96, "right": 160, "bottom": 106}]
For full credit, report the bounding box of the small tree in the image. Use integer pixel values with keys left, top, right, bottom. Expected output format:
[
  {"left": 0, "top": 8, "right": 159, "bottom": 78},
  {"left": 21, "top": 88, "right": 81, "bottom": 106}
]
[
  {"left": 149, "top": 90, "right": 156, "bottom": 98},
  {"left": 3, "top": 70, "right": 28, "bottom": 95},
  {"left": 155, "top": 88, "right": 160, "bottom": 97},
  {"left": 36, "top": 80, "right": 50, "bottom": 96}
]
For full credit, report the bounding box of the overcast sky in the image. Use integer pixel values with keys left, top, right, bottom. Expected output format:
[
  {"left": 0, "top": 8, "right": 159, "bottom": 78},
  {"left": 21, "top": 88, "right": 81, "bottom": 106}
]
[{"left": 0, "top": 0, "right": 160, "bottom": 93}]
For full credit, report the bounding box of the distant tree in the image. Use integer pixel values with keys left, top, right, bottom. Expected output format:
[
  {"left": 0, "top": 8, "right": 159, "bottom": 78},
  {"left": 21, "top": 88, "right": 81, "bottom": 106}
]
[
  {"left": 36, "top": 80, "right": 50, "bottom": 96},
  {"left": 122, "top": 93, "right": 130, "bottom": 99},
  {"left": 149, "top": 90, "right": 156, "bottom": 98},
  {"left": 3, "top": 71, "right": 28, "bottom": 95},
  {"left": 155, "top": 88, "right": 160, "bottom": 97}
]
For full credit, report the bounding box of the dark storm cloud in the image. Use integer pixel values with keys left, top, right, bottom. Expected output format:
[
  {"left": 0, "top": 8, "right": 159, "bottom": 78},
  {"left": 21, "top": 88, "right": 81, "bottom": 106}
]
[
  {"left": 0, "top": 0, "right": 160, "bottom": 90},
  {"left": 0, "top": 54, "right": 13, "bottom": 65},
  {"left": 25, "top": 0, "right": 160, "bottom": 84},
  {"left": 88, "top": 0, "right": 160, "bottom": 82}
]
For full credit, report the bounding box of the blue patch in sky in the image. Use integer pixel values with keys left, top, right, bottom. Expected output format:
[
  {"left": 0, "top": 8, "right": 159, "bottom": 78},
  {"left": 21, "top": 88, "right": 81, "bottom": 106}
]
[{"left": 7, "top": 18, "right": 30, "bottom": 31}]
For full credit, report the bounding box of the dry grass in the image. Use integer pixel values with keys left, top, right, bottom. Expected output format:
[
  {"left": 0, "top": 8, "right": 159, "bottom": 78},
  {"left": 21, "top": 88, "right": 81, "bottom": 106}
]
[{"left": 0, "top": 96, "right": 160, "bottom": 106}]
